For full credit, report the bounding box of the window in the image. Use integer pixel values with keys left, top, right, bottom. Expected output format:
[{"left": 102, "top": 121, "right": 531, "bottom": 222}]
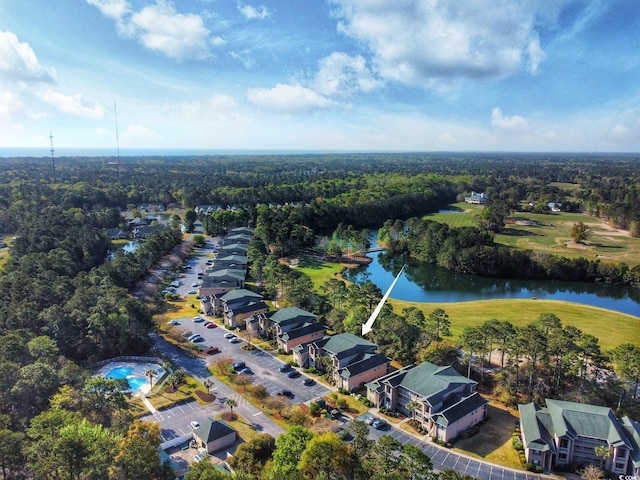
[
  {"left": 559, "top": 439, "right": 568, "bottom": 448},
  {"left": 558, "top": 453, "right": 567, "bottom": 460}
]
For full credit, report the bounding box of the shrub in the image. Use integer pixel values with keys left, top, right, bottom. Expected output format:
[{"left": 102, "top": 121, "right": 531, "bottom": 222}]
[
  {"left": 535, "top": 466, "right": 543, "bottom": 473},
  {"left": 309, "top": 402, "right": 321, "bottom": 417},
  {"left": 308, "top": 367, "right": 317, "bottom": 374},
  {"left": 513, "top": 440, "right": 523, "bottom": 451},
  {"left": 524, "top": 463, "right": 533, "bottom": 471}
]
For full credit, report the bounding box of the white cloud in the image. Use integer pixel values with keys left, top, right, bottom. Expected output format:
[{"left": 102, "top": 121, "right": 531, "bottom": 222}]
[
  {"left": 0, "top": 30, "right": 54, "bottom": 82},
  {"left": 130, "top": 1, "right": 212, "bottom": 60},
  {"left": 87, "top": 0, "right": 214, "bottom": 60},
  {"left": 238, "top": 3, "right": 270, "bottom": 20},
  {"left": 37, "top": 89, "right": 105, "bottom": 119},
  {"left": 491, "top": 107, "right": 528, "bottom": 130},
  {"left": 313, "top": 52, "right": 383, "bottom": 97},
  {"left": 247, "top": 83, "right": 335, "bottom": 113},
  {"left": 329, "top": 0, "right": 568, "bottom": 87},
  {"left": 86, "top": 0, "right": 131, "bottom": 20}
]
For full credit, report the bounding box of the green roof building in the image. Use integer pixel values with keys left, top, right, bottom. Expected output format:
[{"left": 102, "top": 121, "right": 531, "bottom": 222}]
[{"left": 518, "top": 399, "right": 634, "bottom": 474}]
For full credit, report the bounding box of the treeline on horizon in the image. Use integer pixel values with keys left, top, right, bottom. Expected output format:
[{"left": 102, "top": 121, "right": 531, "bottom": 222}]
[{"left": 1, "top": 152, "right": 639, "bottom": 233}]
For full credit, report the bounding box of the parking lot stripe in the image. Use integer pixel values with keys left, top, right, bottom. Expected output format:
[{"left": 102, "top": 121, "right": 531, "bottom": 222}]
[{"left": 253, "top": 412, "right": 263, "bottom": 417}]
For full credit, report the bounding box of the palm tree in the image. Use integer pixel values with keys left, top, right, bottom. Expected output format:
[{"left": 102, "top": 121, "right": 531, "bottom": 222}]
[
  {"left": 594, "top": 444, "right": 611, "bottom": 469},
  {"left": 203, "top": 379, "right": 214, "bottom": 394},
  {"left": 225, "top": 398, "right": 238, "bottom": 418},
  {"left": 145, "top": 369, "right": 157, "bottom": 386},
  {"left": 406, "top": 400, "right": 421, "bottom": 423}
]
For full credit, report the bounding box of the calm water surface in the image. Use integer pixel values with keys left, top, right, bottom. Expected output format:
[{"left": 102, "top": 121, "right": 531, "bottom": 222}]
[{"left": 345, "top": 251, "right": 640, "bottom": 317}]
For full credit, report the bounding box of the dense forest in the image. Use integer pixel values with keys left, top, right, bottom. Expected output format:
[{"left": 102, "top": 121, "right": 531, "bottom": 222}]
[{"left": 0, "top": 153, "right": 639, "bottom": 478}]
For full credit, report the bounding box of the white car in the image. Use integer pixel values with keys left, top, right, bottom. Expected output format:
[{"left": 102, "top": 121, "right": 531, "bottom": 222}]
[
  {"left": 190, "top": 420, "right": 200, "bottom": 429},
  {"left": 192, "top": 316, "right": 204, "bottom": 322},
  {"left": 167, "top": 320, "right": 180, "bottom": 326},
  {"left": 187, "top": 289, "right": 197, "bottom": 295},
  {"left": 224, "top": 332, "right": 236, "bottom": 339}
]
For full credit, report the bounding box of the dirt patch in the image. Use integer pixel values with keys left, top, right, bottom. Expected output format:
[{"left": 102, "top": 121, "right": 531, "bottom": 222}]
[
  {"left": 195, "top": 391, "right": 215, "bottom": 403},
  {"left": 220, "top": 412, "right": 237, "bottom": 422},
  {"left": 564, "top": 240, "right": 589, "bottom": 249}
]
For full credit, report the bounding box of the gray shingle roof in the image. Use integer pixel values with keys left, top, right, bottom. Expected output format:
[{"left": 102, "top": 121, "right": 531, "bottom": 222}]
[
  {"left": 194, "top": 418, "right": 236, "bottom": 443},
  {"left": 546, "top": 399, "right": 631, "bottom": 448},
  {"left": 280, "top": 322, "right": 325, "bottom": 341},
  {"left": 339, "top": 352, "right": 389, "bottom": 379},
  {"left": 315, "top": 332, "right": 377, "bottom": 358}
]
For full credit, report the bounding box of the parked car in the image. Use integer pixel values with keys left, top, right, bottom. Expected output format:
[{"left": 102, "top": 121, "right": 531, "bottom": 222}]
[
  {"left": 205, "top": 346, "right": 220, "bottom": 354},
  {"left": 279, "top": 363, "right": 292, "bottom": 372},
  {"left": 333, "top": 426, "right": 353, "bottom": 441},
  {"left": 190, "top": 336, "right": 203, "bottom": 343},
  {"left": 188, "top": 333, "right": 202, "bottom": 341},
  {"left": 167, "top": 320, "right": 180, "bottom": 326},
  {"left": 287, "top": 369, "right": 301, "bottom": 378},
  {"left": 229, "top": 337, "right": 240, "bottom": 344},
  {"left": 204, "top": 322, "right": 216, "bottom": 329},
  {"left": 372, "top": 419, "right": 387, "bottom": 430},
  {"left": 277, "top": 390, "right": 294, "bottom": 398},
  {"left": 192, "top": 316, "right": 204, "bottom": 322},
  {"left": 224, "top": 332, "right": 236, "bottom": 339},
  {"left": 187, "top": 289, "right": 197, "bottom": 294},
  {"left": 232, "top": 362, "right": 246, "bottom": 371},
  {"left": 236, "top": 367, "right": 252, "bottom": 375},
  {"left": 302, "top": 378, "right": 315, "bottom": 386},
  {"left": 190, "top": 420, "right": 200, "bottom": 429}
]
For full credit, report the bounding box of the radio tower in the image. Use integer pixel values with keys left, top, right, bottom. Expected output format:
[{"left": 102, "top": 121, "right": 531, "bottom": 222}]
[
  {"left": 114, "top": 101, "right": 121, "bottom": 181},
  {"left": 49, "top": 131, "right": 56, "bottom": 183}
]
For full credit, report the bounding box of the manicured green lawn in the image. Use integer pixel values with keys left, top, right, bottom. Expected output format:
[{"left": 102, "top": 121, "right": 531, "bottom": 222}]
[
  {"left": 422, "top": 202, "right": 480, "bottom": 228},
  {"left": 388, "top": 298, "right": 639, "bottom": 352},
  {"left": 295, "top": 256, "right": 344, "bottom": 290},
  {"left": 423, "top": 203, "right": 640, "bottom": 266}
]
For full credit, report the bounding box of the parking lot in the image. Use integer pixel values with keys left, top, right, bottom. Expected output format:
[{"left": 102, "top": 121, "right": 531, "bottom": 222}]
[{"left": 354, "top": 413, "right": 544, "bottom": 480}]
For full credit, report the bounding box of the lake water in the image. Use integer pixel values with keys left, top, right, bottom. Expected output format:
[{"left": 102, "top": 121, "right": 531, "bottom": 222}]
[{"left": 344, "top": 251, "right": 640, "bottom": 317}]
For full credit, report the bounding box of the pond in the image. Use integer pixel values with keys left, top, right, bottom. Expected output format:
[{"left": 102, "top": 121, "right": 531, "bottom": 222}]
[{"left": 344, "top": 250, "right": 640, "bottom": 317}]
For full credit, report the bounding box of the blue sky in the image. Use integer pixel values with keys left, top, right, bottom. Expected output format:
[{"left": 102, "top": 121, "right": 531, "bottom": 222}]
[{"left": 1, "top": 0, "right": 639, "bottom": 153}]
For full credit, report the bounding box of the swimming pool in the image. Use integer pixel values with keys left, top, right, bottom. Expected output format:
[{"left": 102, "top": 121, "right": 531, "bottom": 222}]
[{"left": 99, "top": 361, "right": 165, "bottom": 395}]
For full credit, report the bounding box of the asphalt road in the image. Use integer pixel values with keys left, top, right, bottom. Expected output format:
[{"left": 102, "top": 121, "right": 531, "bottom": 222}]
[{"left": 354, "top": 413, "right": 544, "bottom": 480}]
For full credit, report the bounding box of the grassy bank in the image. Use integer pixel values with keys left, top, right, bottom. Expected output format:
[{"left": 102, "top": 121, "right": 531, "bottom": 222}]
[{"left": 388, "top": 298, "right": 638, "bottom": 352}]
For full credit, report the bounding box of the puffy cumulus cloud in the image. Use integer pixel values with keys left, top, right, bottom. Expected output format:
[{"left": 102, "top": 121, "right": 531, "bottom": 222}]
[
  {"left": 247, "top": 83, "right": 335, "bottom": 113},
  {"left": 329, "top": 0, "right": 568, "bottom": 86},
  {"left": 37, "top": 89, "right": 105, "bottom": 119},
  {"left": 238, "top": 3, "right": 270, "bottom": 20},
  {"left": 313, "top": 52, "right": 383, "bottom": 97},
  {"left": 87, "top": 0, "right": 215, "bottom": 60},
  {"left": 131, "top": 1, "right": 212, "bottom": 60},
  {"left": 0, "top": 30, "right": 54, "bottom": 82},
  {"left": 491, "top": 107, "right": 528, "bottom": 130}
]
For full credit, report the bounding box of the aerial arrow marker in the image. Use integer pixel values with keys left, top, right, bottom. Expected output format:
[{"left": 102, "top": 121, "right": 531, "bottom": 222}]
[{"left": 362, "top": 265, "right": 406, "bottom": 336}]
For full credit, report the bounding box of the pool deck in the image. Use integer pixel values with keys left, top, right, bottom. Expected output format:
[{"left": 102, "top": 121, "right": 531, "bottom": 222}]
[{"left": 97, "top": 361, "right": 166, "bottom": 397}]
